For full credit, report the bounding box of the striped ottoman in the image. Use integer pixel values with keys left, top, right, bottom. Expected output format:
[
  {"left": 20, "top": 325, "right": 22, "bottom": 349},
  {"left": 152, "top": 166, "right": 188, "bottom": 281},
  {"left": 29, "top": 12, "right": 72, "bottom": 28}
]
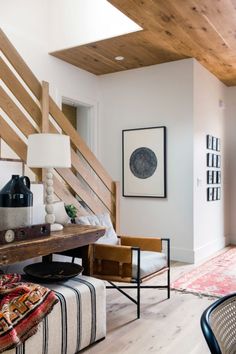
[{"left": 4, "top": 275, "right": 106, "bottom": 354}]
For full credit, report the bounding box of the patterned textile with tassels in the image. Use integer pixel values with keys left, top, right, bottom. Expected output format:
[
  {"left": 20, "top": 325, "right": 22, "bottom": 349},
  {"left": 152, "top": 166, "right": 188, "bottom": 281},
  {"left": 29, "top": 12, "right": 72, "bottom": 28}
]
[{"left": 0, "top": 274, "right": 58, "bottom": 353}]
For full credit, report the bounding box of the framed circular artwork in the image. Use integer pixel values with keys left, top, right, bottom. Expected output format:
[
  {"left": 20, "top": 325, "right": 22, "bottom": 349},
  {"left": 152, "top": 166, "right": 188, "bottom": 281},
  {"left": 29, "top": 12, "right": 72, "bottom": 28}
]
[{"left": 122, "top": 126, "right": 166, "bottom": 198}]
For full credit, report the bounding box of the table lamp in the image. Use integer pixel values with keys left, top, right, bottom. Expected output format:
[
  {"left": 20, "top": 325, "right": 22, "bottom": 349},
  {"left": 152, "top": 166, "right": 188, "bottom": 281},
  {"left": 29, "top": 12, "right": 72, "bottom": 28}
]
[{"left": 27, "top": 133, "right": 71, "bottom": 231}]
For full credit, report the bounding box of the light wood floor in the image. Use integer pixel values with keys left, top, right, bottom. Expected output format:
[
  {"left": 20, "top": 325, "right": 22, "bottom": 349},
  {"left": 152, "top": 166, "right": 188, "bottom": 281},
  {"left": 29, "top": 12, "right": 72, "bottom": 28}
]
[{"left": 81, "top": 258, "right": 218, "bottom": 354}]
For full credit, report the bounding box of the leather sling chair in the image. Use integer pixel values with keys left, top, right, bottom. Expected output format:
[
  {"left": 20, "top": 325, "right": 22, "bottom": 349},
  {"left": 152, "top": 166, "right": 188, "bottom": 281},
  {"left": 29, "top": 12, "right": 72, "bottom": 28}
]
[{"left": 59, "top": 212, "right": 170, "bottom": 319}]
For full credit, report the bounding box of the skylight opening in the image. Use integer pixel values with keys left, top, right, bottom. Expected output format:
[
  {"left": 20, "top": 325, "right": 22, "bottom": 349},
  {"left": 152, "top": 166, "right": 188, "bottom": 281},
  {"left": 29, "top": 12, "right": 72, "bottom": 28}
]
[{"left": 49, "top": 0, "right": 143, "bottom": 52}]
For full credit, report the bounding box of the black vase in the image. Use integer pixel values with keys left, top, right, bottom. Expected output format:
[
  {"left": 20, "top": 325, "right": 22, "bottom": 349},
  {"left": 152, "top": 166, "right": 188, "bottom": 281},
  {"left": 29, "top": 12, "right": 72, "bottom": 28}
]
[{"left": 0, "top": 175, "right": 33, "bottom": 230}]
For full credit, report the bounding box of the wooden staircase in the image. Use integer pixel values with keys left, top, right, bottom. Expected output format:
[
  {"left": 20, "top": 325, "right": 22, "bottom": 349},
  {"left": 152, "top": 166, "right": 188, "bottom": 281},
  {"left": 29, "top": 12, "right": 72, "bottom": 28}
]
[{"left": 0, "top": 29, "right": 119, "bottom": 231}]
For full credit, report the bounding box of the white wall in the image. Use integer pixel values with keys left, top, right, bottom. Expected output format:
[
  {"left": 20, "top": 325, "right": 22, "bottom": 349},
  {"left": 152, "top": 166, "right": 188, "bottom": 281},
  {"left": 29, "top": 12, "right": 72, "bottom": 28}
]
[
  {"left": 225, "top": 87, "right": 236, "bottom": 244},
  {"left": 99, "top": 59, "right": 194, "bottom": 262},
  {"left": 193, "top": 60, "right": 228, "bottom": 262},
  {"left": 0, "top": 0, "right": 99, "bottom": 108}
]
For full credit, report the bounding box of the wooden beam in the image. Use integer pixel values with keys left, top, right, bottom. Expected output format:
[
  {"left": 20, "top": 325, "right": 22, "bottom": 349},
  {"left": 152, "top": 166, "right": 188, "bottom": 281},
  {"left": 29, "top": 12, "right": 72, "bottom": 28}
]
[
  {"left": 56, "top": 168, "right": 108, "bottom": 215},
  {"left": 0, "top": 29, "right": 114, "bottom": 189},
  {"left": 53, "top": 177, "right": 88, "bottom": 217},
  {"left": 0, "top": 114, "right": 39, "bottom": 177},
  {"left": 41, "top": 81, "right": 49, "bottom": 133},
  {"left": 0, "top": 58, "right": 41, "bottom": 126},
  {"left": 114, "top": 181, "right": 120, "bottom": 234},
  {"left": 0, "top": 29, "right": 41, "bottom": 98},
  {"left": 71, "top": 149, "right": 114, "bottom": 212},
  {"left": 0, "top": 87, "right": 37, "bottom": 137}
]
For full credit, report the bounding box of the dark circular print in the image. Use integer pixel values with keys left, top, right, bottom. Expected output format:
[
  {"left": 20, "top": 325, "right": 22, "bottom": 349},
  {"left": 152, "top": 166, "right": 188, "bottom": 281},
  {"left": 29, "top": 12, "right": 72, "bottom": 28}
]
[{"left": 129, "top": 147, "right": 158, "bottom": 179}]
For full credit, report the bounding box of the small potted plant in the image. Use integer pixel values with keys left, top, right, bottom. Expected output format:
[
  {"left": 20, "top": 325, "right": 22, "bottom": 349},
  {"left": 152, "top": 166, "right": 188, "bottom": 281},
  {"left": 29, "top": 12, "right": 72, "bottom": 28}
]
[{"left": 65, "top": 204, "right": 77, "bottom": 224}]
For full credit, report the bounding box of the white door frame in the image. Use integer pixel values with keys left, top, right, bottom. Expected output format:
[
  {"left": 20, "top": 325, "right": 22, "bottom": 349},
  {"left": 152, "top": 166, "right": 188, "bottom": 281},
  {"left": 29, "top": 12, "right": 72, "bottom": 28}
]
[{"left": 61, "top": 96, "right": 99, "bottom": 157}]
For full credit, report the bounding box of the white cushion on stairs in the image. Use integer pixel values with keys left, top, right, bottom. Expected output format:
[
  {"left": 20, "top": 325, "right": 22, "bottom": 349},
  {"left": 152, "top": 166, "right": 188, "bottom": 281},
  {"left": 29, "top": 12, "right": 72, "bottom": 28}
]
[
  {"left": 75, "top": 213, "right": 118, "bottom": 245},
  {"left": 132, "top": 250, "right": 167, "bottom": 279}
]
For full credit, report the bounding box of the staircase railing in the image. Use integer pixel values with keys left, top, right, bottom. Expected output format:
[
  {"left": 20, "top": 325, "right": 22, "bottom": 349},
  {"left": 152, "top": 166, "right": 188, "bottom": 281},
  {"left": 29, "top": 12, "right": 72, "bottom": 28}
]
[{"left": 0, "top": 29, "right": 119, "bottom": 230}]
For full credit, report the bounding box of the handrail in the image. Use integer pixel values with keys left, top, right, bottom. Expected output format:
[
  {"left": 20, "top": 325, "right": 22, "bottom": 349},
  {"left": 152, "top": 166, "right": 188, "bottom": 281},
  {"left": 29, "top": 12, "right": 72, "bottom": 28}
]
[
  {"left": 0, "top": 113, "right": 88, "bottom": 216},
  {"left": 0, "top": 28, "right": 114, "bottom": 192},
  {"left": 0, "top": 28, "right": 117, "bottom": 221}
]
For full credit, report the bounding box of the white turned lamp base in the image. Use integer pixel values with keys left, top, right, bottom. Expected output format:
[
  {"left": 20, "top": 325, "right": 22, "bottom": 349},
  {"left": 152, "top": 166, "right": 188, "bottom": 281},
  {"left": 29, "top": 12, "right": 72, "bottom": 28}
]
[{"left": 45, "top": 168, "right": 64, "bottom": 232}]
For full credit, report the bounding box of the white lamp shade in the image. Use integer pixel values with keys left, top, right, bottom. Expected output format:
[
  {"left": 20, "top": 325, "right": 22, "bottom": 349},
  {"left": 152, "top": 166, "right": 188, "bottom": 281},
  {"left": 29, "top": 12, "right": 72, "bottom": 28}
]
[{"left": 27, "top": 134, "right": 71, "bottom": 168}]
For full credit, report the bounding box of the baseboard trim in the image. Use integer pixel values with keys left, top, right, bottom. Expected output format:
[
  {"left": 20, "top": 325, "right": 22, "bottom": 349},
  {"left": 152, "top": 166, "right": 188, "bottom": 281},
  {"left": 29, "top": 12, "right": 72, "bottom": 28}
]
[
  {"left": 193, "top": 237, "right": 228, "bottom": 263},
  {"left": 171, "top": 247, "right": 195, "bottom": 263},
  {"left": 171, "top": 236, "right": 229, "bottom": 264}
]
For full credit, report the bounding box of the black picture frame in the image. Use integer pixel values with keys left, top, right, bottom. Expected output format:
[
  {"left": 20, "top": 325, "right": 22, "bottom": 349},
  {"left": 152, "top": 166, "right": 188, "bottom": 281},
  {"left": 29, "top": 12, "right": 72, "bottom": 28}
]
[
  {"left": 217, "top": 155, "right": 221, "bottom": 168},
  {"left": 122, "top": 126, "right": 167, "bottom": 198},
  {"left": 213, "top": 154, "right": 217, "bottom": 167},
  {"left": 212, "top": 137, "right": 217, "bottom": 151},
  {"left": 213, "top": 170, "right": 217, "bottom": 184},
  {"left": 207, "top": 187, "right": 213, "bottom": 201},
  {"left": 206, "top": 135, "right": 212, "bottom": 150},
  {"left": 207, "top": 170, "right": 213, "bottom": 184},
  {"left": 217, "top": 171, "right": 221, "bottom": 184},
  {"left": 217, "top": 187, "right": 221, "bottom": 200},
  {"left": 213, "top": 187, "right": 217, "bottom": 201},
  {"left": 207, "top": 153, "right": 213, "bottom": 167},
  {"left": 216, "top": 138, "right": 221, "bottom": 152}
]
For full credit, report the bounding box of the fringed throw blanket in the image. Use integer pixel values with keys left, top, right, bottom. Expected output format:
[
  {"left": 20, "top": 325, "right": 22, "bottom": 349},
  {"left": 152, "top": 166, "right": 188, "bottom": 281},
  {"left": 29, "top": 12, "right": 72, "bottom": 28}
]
[{"left": 0, "top": 274, "right": 58, "bottom": 353}]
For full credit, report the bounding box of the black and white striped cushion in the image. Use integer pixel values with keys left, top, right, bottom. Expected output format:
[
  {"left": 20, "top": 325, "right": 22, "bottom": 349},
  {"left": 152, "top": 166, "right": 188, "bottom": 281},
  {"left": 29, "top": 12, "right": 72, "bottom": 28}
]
[{"left": 4, "top": 276, "right": 106, "bottom": 354}]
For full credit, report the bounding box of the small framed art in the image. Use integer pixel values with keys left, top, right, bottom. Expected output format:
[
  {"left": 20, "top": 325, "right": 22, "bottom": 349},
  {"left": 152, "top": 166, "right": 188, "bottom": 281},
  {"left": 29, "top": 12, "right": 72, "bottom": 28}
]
[
  {"left": 216, "top": 138, "right": 221, "bottom": 152},
  {"left": 213, "top": 171, "right": 217, "bottom": 184},
  {"left": 207, "top": 187, "right": 213, "bottom": 201},
  {"left": 217, "top": 187, "right": 221, "bottom": 200},
  {"left": 122, "top": 126, "right": 167, "bottom": 198},
  {"left": 212, "top": 137, "right": 217, "bottom": 151},
  {"left": 213, "top": 187, "right": 217, "bottom": 201},
  {"left": 217, "top": 155, "right": 221, "bottom": 168},
  {"left": 217, "top": 171, "right": 221, "bottom": 184},
  {"left": 213, "top": 154, "right": 217, "bottom": 168},
  {"left": 207, "top": 153, "right": 213, "bottom": 167},
  {"left": 206, "top": 135, "right": 212, "bottom": 150},
  {"left": 207, "top": 170, "right": 213, "bottom": 184}
]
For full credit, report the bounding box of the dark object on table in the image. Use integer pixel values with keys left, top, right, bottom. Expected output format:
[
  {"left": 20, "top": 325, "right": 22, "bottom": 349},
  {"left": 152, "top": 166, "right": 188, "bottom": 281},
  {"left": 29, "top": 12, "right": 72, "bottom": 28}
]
[
  {"left": 24, "top": 262, "right": 83, "bottom": 282},
  {"left": 201, "top": 293, "right": 236, "bottom": 353},
  {"left": 0, "top": 175, "right": 33, "bottom": 231},
  {"left": 0, "top": 223, "right": 50, "bottom": 245}
]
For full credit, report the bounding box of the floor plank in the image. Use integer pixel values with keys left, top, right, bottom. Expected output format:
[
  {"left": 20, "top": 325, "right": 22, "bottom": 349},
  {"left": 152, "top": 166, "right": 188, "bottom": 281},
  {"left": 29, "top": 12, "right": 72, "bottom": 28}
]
[{"left": 82, "top": 258, "right": 218, "bottom": 354}]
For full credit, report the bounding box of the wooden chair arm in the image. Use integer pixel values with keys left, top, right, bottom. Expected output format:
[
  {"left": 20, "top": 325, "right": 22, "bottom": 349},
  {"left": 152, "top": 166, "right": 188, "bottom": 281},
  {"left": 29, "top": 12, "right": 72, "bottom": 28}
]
[
  {"left": 92, "top": 243, "right": 132, "bottom": 263},
  {"left": 90, "top": 243, "right": 136, "bottom": 281},
  {"left": 119, "top": 235, "right": 163, "bottom": 252}
]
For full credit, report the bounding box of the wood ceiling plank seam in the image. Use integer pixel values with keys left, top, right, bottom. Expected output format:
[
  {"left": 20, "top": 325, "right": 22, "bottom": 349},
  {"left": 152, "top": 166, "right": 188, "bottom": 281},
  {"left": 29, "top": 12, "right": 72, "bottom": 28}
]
[
  {"left": 165, "top": 0, "right": 233, "bottom": 55},
  {"left": 196, "top": 0, "right": 236, "bottom": 50}
]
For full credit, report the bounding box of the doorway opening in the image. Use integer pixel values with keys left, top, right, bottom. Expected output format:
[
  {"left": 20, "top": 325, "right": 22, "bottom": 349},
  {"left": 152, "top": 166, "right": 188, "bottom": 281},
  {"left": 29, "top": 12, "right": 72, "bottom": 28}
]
[{"left": 62, "top": 99, "right": 97, "bottom": 155}]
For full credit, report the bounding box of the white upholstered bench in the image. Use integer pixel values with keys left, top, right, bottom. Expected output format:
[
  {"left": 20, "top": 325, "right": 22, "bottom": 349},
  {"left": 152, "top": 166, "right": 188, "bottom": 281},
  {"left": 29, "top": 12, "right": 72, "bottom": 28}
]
[{"left": 4, "top": 275, "right": 106, "bottom": 354}]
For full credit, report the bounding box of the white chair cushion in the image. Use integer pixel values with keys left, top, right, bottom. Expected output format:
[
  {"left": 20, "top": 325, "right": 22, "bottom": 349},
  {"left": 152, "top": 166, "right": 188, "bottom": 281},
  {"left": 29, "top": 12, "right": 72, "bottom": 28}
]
[
  {"left": 75, "top": 213, "right": 118, "bottom": 245},
  {"left": 132, "top": 250, "right": 167, "bottom": 279}
]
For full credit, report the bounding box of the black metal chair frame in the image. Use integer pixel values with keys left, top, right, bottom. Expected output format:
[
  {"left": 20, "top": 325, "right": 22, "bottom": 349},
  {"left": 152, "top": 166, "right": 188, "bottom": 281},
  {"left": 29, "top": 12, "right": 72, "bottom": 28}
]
[
  {"left": 106, "top": 238, "right": 170, "bottom": 319},
  {"left": 200, "top": 293, "right": 236, "bottom": 354}
]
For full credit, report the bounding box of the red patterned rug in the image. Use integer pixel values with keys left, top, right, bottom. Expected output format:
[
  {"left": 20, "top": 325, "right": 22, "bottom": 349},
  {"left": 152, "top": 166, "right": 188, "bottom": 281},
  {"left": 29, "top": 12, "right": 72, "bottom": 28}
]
[{"left": 171, "top": 247, "right": 236, "bottom": 298}]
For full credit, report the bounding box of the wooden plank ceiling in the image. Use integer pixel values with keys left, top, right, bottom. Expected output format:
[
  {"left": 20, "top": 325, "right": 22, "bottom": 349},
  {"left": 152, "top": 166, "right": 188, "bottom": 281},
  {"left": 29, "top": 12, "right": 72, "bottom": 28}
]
[{"left": 50, "top": 0, "right": 236, "bottom": 86}]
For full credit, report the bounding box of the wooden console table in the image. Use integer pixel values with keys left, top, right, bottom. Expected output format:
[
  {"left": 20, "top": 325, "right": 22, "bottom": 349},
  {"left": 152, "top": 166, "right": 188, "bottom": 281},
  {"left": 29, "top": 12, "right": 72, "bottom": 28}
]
[{"left": 0, "top": 224, "right": 105, "bottom": 273}]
